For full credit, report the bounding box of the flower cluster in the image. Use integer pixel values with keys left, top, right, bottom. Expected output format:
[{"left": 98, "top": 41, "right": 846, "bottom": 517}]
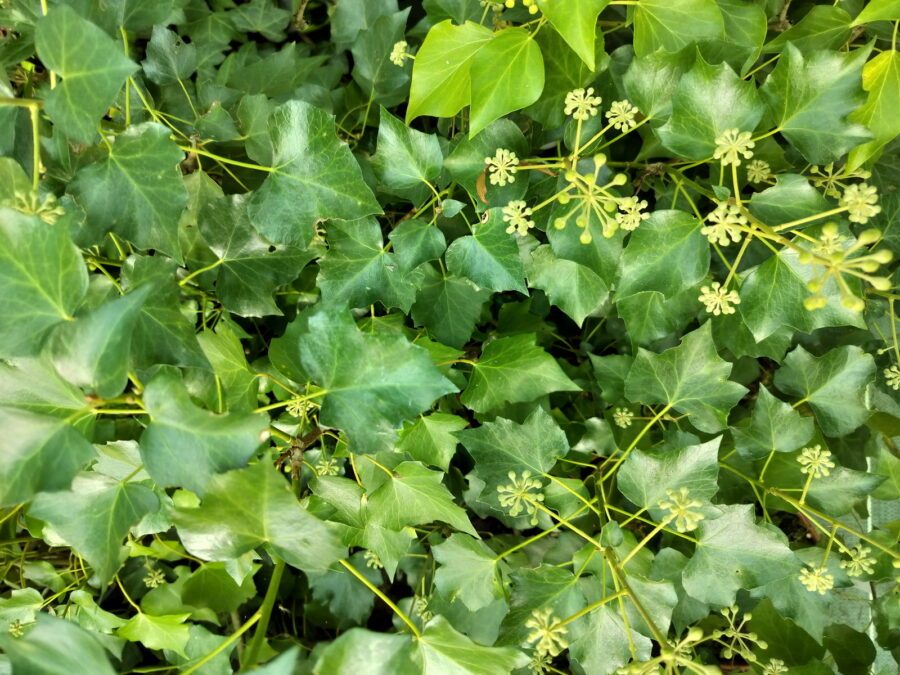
[
  {"left": 658, "top": 487, "right": 704, "bottom": 533},
  {"left": 698, "top": 282, "right": 740, "bottom": 316},
  {"left": 524, "top": 607, "right": 568, "bottom": 658},
  {"left": 605, "top": 100, "right": 639, "bottom": 131},
  {"left": 389, "top": 41, "right": 411, "bottom": 67},
  {"left": 142, "top": 567, "right": 166, "bottom": 589},
  {"left": 502, "top": 200, "right": 535, "bottom": 236},
  {"left": 552, "top": 154, "right": 630, "bottom": 242},
  {"left": 12, "top": 190, "right": 66, "bottom": 224},
  {"left": 712, "top": 605, "right": 767, "bottom": 662},
  {"left": 701, "top": 201, "right": 746, "bottom": 246},
  {"left": 746, "top": 159, "right": 772, "bottom": 184},
  {"left": 885, "top": 365, "right": 900, "bottom": 391},
  {"left": 797, "top": 445, "right": 835, "bottom": 478},
  {"left": 799, "top": 565, "right": 834, "bottom": 594},
  {"left": 840, "top": 545, "right": 875, "bottom": 577},
  {"left": 485, "top": 148, "right": 519, "bottom": 186},
  {"left": 615, "top": 196, "right": 649, "bottom": 231},
  {"left": 497, "top": 470, "right": 545, "bottom": 524},
  {"left": 564, "top": 87, "right": 602, "bottom": 121},
  {"left": 713, "top": 128, "right": 754, "bottom": 166},
  {"left": 840, "top": 182, "right": 881, "bottom": 224},
  {"left": 613, "top": 407, "right": 634, "bottom": 428},
  {"left": 363, "top": 550, "right": 383, "bottom": 570}
]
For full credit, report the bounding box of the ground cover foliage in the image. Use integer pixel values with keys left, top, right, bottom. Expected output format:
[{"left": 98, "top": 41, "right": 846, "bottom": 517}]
[{"left": 0, "top": 0, "right": 899, "bottom": 672}]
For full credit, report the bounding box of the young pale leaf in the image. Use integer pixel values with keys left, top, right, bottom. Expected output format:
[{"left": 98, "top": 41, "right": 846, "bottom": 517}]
[
  {"left": 372, "top": 108, "right": 443, "bottom": 200},
  {"left": 847, "top": 49, "right": 900, "bottom": 170},
  {"left": 527, "top": 245, "right": 609, "bottom": 327},
  {"left": 433, "top": 534, "right": 506, "bottom": 612},
  {"left": 774, "top": 345, "right": 875, "bottom": 437},
  {"left": 535, "top": 0, "right": 609, "bottom": 71},
  {"left": 852, "top": 0, "right": 900, "bottom": 24},
  {"left": 632, "top": 0, "right": 724, "bottom": 57},
  {"left": 461, "top": 334, "right": 581, "bottom": 413},
  {"left": 174, "top": 461, "right": 345, "bottom": 574},
  {"left": 0, "top": 209, "right": 89, "bottom": 358},
  {"left": 118, "top": 613, "right": 190, "bottom": 656},
  {"left": 34, "top": 6, "right": 138, "bottom": 143},
  {"left": 624, "top": 323, "right": 747, "bottom": 433},
  {"left": 140, "top": 371, "right": 267, "bottom": 494},
  {"left": 732, "top": 387, "right": 815, "bottom": 460},
  {"left": 29, "top": 474, "right": 158, "bottom": 583},
  {"left": 0, "top": 614, "right": 115, "bottom": 675},
  {"left": 414, "top": 616, "right": 529, "bottom": 673},
  {"left": 445, "top": 208, "right": 528, "bottom": 294},
  {"left": 247, "top": 101, "right": 381, "bottom": 246}
]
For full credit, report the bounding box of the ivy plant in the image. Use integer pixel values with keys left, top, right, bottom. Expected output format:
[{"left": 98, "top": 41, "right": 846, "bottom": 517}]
[{"left": 1, "top": 0, "right": 899, "bottom": 673}]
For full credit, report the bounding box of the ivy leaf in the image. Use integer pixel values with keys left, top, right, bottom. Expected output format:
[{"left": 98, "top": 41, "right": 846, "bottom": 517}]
[
  {"left": 0, "top": 209, "right": 89, "bottom": 358},
  {"left": 445, "top": 208, "right": 527, "bottom": 294},
  {"left": 618, "top": 437, "right": 721, "bottom": 512},
  {"left": 535, "top": 0, "right": 609, "bottom": 71},
  {"left": 174, "top": 461, "right": 345, "bottom": 574},
  {"left": 35, "top": 5, "right": 138, "bottom": 143},
  {"left": 351, "top": 11, "right": 411, "bottom": 107},
  {"left": 569, "top": 605, "right": 652, "bottom": 675},
  {"left": 461, "top": 334, "right": 581, "bottom": 413},
  {"left": 0, "top": 356, "right": 93, "bottom": 424},
  {"left": 624, "top": 323, "right": 747, "bottom": 433},
  {"left": 368, "top": 461, "right": 476, "bottom": 535},
  {"left": 759, "top": 43, "right": 872, "bottom": 164},
  {"left": 139, "top": 371, "right": 267, "bottom": 494},
  {"left": 29, "top": 474, "right": 158, "bottom": 583},
  {"left": 457, "top": 406, "right": 569, "bottom": 494},
  {"left": 118, "top": 613, "right": 191, "bottom": 656},
  {"left": 331, "top": 0, "right": 398, "bottom": 44},
  {"left": 313, "top": 629, "right": 415, "bottom": 674},
  {"left": 657, "top": 56, "right": 765, "bottom": 160},
  {"left": 397, "top": 413, "right": 467, "bottom": 471},
  {"left": 499, "top": 565, "right": 585, "bottom": 647},
  {"left": 389, "top": 220, "right": 447, "bottom": 271},
  {"left": 296, "top": 306, "right": 457, "bottom": 453},
  {"left": 141, "top": 25, "right": 197, "bottom": 86},
  {"left": 632, "top": 0, "right": 724, "bottom": 58},
  {"left": 527, "top": 245, "right": 609, "bottom": 327},
  {"left": 774, "top": 345, "right": 875, "bottom": 437},
  {"left": 747, "top": 174, "right": 830, "bottom": 226},
  {"left": 698, "top": 0, "right": 766, "bottom": 74},
  {"left": 411, "top": 267, "right": 491, "bottom": 349},
  {"left": 196, "top": 320, "right": 258, "bottom": 413},
  {"left": 227, "top": 0, "right": 290, "bottom": 41},
  {"left": 317, "top": 218, "right": 421, "bottom": 312},
  {"left": 415, "top": 616, "right": 529, "bottom": 673},
  {"left": 848, "top": 50, "right": 900, "bottom": 171},
  {"left": 616, "top": 288, "right": 696, "bottom": 347},
  {"left": 433, "top": 534, "right": 506, "bottom": 612},
  {"left": 68, "top": 122, "right": 188, "bottom": 261},
  {"left": 0, "top": 614, "right": 115, "bottom": 675},
  {"left": 48, "top": 285, "right": 151, "bottom": 399},
  {"left": 622, "top": 47, "right": 694, "bottom": 124},
  {"left": 682, "top": 504, "right": 799, "bottom": 606},
  {"left": 763, "top": 6, "right": 852, "bottom": 55},
  {"left": 372, "top": 108, "right": 442, "bottom": 201},
  {"left": 246, "top": 101, "right": 382, "bottom": 246},
  {"left": 732, "top": 387, "right": 815, "bottom": 460},
  {"left": 852, "top": 0, "right": 900, "bottom": 24},
  {"left": 406, "top": 20, "right": 494, "bottom": 124}
]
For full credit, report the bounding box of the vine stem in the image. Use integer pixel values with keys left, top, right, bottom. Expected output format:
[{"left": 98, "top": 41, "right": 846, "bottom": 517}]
[
  {"left": 600, "top": 404, "right": 673, "bottom": 482},
  {"left": 241, "top": 557, "right": 286, "bottom": 669},
  {"left": 339, "top": 559, "right": 421, "bottom": 638},
  {"left": 181, "top": 611, "right": 260, "bottom": 675}
]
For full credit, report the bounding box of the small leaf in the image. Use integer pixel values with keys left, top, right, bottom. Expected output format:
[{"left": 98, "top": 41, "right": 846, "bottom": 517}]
[
  {"left": 536, "top": 0, "right": 609, "bottom": 71},
  {"left": 433, "top": 534, "right": 506, "bottom": 612},
  {"left": 141, "top": 25, "right": 197, "bottom": 85},
  {"left": 411, "top": 267, "right": 491, "bottom": 349},
  {"left": 527, "top": 245, "right": 609, "bottom": 327},
  {"left": 732, "top": 387, "right": 815, "bottom": 460},
  {"left": 847, "top": 49, "right": 900, "bottom": 170},
  {"left": 397, "top": 413, "right": 467, "bottom": 471},
  {"left": 118, "top": 613, "right": 191, "bottom": 656},
  {"left": 852, "top": 0, "right": 900, "bottom": 25},
  {"left": 372, "top": 108, "right": 443, "bottom": 200},
  {"left": 633, "top": 0, "right": 724, "bottom": 57},
  {"left": 445, "top": 208, "right": 528, "bottom": 294}
]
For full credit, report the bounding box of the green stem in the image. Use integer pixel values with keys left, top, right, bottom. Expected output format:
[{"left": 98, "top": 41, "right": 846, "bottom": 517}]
[
  {"left": 339, "top": 559, "right": 421, "bottom": 638},
  {"left": 241, "top": 558, "right": 286, "bottom": 670},
  {"left": 182, "top": 611, "right": 260, "bottom": 675},
  {"left": 179, "top": 258, "right": 225, "bottom": 286}
]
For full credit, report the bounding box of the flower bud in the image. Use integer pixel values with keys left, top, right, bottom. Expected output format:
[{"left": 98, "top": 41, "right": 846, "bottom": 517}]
[
  {"left": 554, "top": 217, "right": 567, "bottom": 230},
  {"left": 611, "top": 173, "right": 628, "bottom": 186},
  {"left": 557, "top": 192, "right": 571, "bottom": 205},
  {"left": 799, "top": 251, "right": 814, "bottom": 265},
  {"left": 579, "top": 229, "right": 592, "bottom": 245},
  {"left": 870, "top": 276, "right": 892, "bottom": 291},
  {"left": 593, "top": 154, "right": 607, "bottom": 170},
  {"left": 870, "top": 248, "right": 893, "bottom": 264},
  {"left": 564, "top": 170, "right": 578, "bottom": 182},
  {"left": 857, "top": 228, "right": 881, "bottom": 245},
  {"left": 840, "top": 294, "right": 865, "bottom": 312},
  {"left": 806, "top": 278, "right": 823, "bottom": 293},
  {"left": 804, "top": 294, "right": 828, "bottom": 310}
]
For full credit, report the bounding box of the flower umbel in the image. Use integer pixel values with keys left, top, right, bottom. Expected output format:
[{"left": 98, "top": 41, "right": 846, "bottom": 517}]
[
  {"left": 502, "top": 200, "right": 535, "bottom": 236},
  {"left": 840, "top": 183, "right": 881, "bottom": 224},
  {"left": 605, "top": 100, "right": 639, "bottom": 131},
  {"left": 701, "top": 201, "right": 746, "bottom": 246},
  {"left": 713, "top": 128, "right": 754, "bottom": 166},
  {"left": 746, "top": 159, "right": 771, "bottom": 184},
  {"left": 797, "top": 445, "right": 835, "bottom": 478},
  {"left": 840, "top": 545, "right": 875, "bottom": 577},
  {"left": 143, "top": 567, "right": 166, "bottom": 589},
  {"left": 524, "top": 607, "right": 568, "bottom": 657},
  {"left": 698, "top": 282, "right": 740, "bottom": 316},
  {"left": 885, "top": 365, "right": 900, "bottom": 391},
  {"left": 564, "top": 87, "right": 602, "bottom": 121},
  {"left": 12, "top": 190, "right": 66, "bottom": 224},
  {"left": 762, "top": 659, "right": 789, "bottom": 675},
  {"left": 658, "top": 487, "right": 705, "bottom": 533},
  {"left": 613, "top": 407, "right": 634, "bottom": 428},
  {"left": 389, "top": 41, "right": 411, "bottom": 66},
  {"left": 799, "top": 565, "right": 834, "bottom": 595},
  {"left": 615, "top": 196, "right": 649, "bottom": 231},
  {"left": 497, "top": 470, "right": 544, "bottom": 524},
  {"left": 485, "top": 148, "right": 519, "bottom": 186},
  {"left": 363, "top": 550, "right": 383, "bottom": 570},
  {"left": 713, "top": 605, "right": 767, "bottom": 662},
  {"left": 505, "top": 0, "right": 540, "bottom": 14}
]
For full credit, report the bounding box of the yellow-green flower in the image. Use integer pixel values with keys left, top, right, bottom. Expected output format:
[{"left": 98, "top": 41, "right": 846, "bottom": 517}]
[
  {"left": 613, "top": 407, "right": 633, "bottom": 428},
  {"left": 797, "top": 445, "right": 835, "bottom": 478},
  {"left": 713, "top": 128, "right": 755, "bottom": 166},
  {"left": 564, "top": 87, "right": 602, "bottom": 121},
  {"left": 497, "top": 470, "right": 544, "bottom": 524},
  {"left": 524, "top": 607, "right": 568, "bottom": 657},
  {"left": 502, "top": 200, "right": 535, "bottom": 236},
  {"left": 746, "top": 159, "right": 771, "bottom": 183},
  {"left": 885, "top": 365, "right": 900, "bottom": 391},
  {"left": 701, "top": 201, "right": 746, "bottom": 246},
  {"left": 658, "top": 487, "right": 705, "bottom": 533},
  {"left": 605, "top": 100, "right": 638, "bottom": 132},
  {"left": 799, "top": 565, "right": 834, "bottom": 594},
  {"left": 615, "top": 196, "right": 649, "bottom": 231},
  {"left": 485, "top": 148, "right": 519, "bottom": 186},
  {"left": 698, "top": 282, "right": 740, "bottom": 316},
  {"left": 840, "top": 545, "right": 875, "bottom": 577},
  {"left": 389, "top": 40, "right": 410, "bottom": 66},
  {"left": 840, "top": 182, "right": 881, "bottom": 224}
]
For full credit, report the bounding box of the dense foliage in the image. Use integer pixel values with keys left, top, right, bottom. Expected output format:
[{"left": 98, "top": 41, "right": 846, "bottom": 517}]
[{"left": 1, "top": 0, "right": 899, "bottom": 673}]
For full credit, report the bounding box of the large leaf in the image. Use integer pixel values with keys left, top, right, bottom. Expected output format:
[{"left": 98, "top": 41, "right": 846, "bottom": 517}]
[
  {"left": 411, "top": 267, "right": 491, "bottom": 349},
  {"left": 0, "top": 614, "right": 115, "bottom": 675},
  {"left": 371, "top": 108, "right": 443, "bottom": 201},
  {"left": 848, "top": 49, "right": 900, "bottom": 170}
]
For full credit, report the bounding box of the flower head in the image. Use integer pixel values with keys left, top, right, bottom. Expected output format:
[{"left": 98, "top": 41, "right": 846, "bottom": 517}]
[
  {"left": 746, "top": 159, "right": 772, "bottom": 184},
  {"left": 143, "top": 567, "right": 166, "bottom": 588},
  {"left": 813, "top": 222, "right": 847, "bottom": 257},
  {"left": 524, "top": 607, "right": 568, "bottom": 657},
  {"left": 412, "top": 595, "right": 433, "bottom": 622},
  {"left": 363, "top": 550, "right": 383, "bottom": 569},
  {"left": 315, "top": 456, "right": 342, "bottom": 477},
  {"left": 505, "top": 0, "right": 540, "bottom": 14},
  {"left": 840, "top": 183, "right": 881, "bottom": 224},
  {"left": 885, "top": 365, "right": 900, "bottom": 391},
  {"left": 840, "top": 545, "right": 875, "bottom": 577},
  {"left": 613, "top": 408, "right": 634, "bottom": 429},
  {"left": 701, "top": 201, "right": 746, "bottom": 246},
  {"left": 485, "top": 148, "right": 519, "bottom": 186},
  {"left": 799, "top": 565, "right": 834, "bottom": 594},
  {"left": 797, "top": 445, "right": 835, "bottom": 478},
  {"left": 287, "top": 398, "right": 313, "bottom": 418},
  {"left": 658, "top": 487, "right": 705, "bottom": 533},
  {"left": 615, "top": 196, "right": 649, "bottom": 231},
  {"left": 698, "top": 281, "right": 740, "bottom": 316},
  {"left": 389, "top": 41, "right": 411, "bottom": 66},
  {"left": 564, "top": 87, "right": 602, "bottom": 121},
  {"left": 13, "top": 190, "right": 66, "bottom": 224},
  {"left": 502, "top": 200, "right": 535, "bottom": 236},
  {"left": 497, "top": 470, "right": 544, "bottom": 524},
  {"left": 605, "top": 100, "right": 639, "bottom": 131},
  {"left": 713, "top": 128, "right": 755, "bottom": 166},
  {"left": 762, "top": 659, "right": 788, "bottom": 675},
  {"left": 8, "top": 620, "right": 25, "bottom": 638}
]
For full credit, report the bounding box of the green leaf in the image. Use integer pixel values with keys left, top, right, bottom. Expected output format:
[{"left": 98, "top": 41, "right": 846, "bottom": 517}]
[
  {"left": 848, "top": 49, "right": 900, "bottom": 171},
  {"left": 140, "top": 371, "right": 267, "bottom": 494},
  {"left": 29, "top": 474, "right": 158, "bottom": 583},
  {"left": 397, "top": 413, "right": 467, "bottom": 471},
  {"left": 174, "top": 461, "right": 345, "bottom": 574},
  {"left": 624, "top": 323, "right": 747, "bottom": 433},
  {"left": 457, "top": 406, "right": 569, "bottom": 494},
  {"left": 445, "top": 208, "right": 527, "bottom": 294},
  {"left": 633, "top": 0, "right": 724, "bottom": 58},
  {"left": 0, "top": 614, "right": 115, "bottom": 675},
  {"left": 318, "top": 218, "right": 421, "bottom": 312},
  {"left": 732, "top": 386, "right": 815, "bottom": 460},
  {"left": 181, "top": 563, "right": 257, "bottom": 614},
  {"left": 773, "top": 345, "right": 875, "bottom": 437},
  {"left": 407, "top": 20, "right": 494, "bottom": 123},
  {"left": 763, "top": 6, "right": 852, "bottom": 55},
  {"left": 372, "top": 108, "right": 443, "bottom": 200},
  {"left": 368, "top": 461, "right": 475, "bottom": 535},
  {"left": 415, "top": 616, "right": 528, "bottom": 673},
  {"left": 622, "top": 47, "right": 695, "bottom": 124},
  {"left": 296, "top": 306, "right": 457, "bottom": 453},
  {"left": 313, "top": 629, "right": 415, "bottom": 674},
  {"left": 411, "top": 267, "right": 491, "bottom": 349},
  {"left": 616, "top": 210, "right": 709, "bottom": 299},
  {"left": 246, "top": 101, "right": 381, "bottom": 246},
  {"left": 759, "top": 43, "right": 872, "bottom": 164},
  {"left": 118, "top": 613, "right": 190, "bottom": 656},
  {"left": 227, "top": 0, "right": 290, "bottom": 41},
  {"left": 69, "top": 122, "right": 188, "bottom": 261},
  {"left": 351, "top": 10, "right": 411, "bottom": 107},
  {"left": 747, "top": 174, "right": 830, "bottom": 226},
  {"left": 0, "top": 408, "right": 95, "bottom": 506},
  {"left": 499, "top": 565, "right": 585, "bottom": 647},
  {"left": 682, "top": 504, "right": 799, "bottom": 606},
  {"left": 852, "top": 0, "right": 900, "bottom": 24},
  {"left": 141, "top": 25, "right": 197, "bottom": 86},
  {"left": 461, "top": 334, "right": 581, "bottom": 413},
  {"left": 569, "top": 605, "right": 652, "bottom": 675},
  {"left": 331, "top": 0, "right": 398, "bottom": 44},
  {"left": 196, "top": 320, "right": 258, "bottom": 412},
  {"left": 535, "top": 0, "right": 609, "bottom": 71},
  {"left": 698, "top": 0, "right": 766, "bottom": 74},
  {"left": 389, "top": 220, "right": 447, "bottom": 271},
  {"left": 469, "top": 27, "right": 544, "bottom": 137},
  {"left": 35, "top": 5, "right": 137, "bottom": 143},
  {"left": 48, "top": 286, "right": 151, "bottom": 399},
  {"left": 657, "top": 56, "right": 765, "bottom": 160},
  {"left": 526, "top": 245, "right": 609, "bottom": 327},
  {"left": 433, "top": 534, "right": 506, "bottom": 612},
  {"left": 0, "top": 209, "right": 89, "bottom": 358},
  {"left": 616, "top": 288, "right": 696, "bottom": 347},
  {"left": 618, "top": 436, "right": 721, "bottom": 511}
]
